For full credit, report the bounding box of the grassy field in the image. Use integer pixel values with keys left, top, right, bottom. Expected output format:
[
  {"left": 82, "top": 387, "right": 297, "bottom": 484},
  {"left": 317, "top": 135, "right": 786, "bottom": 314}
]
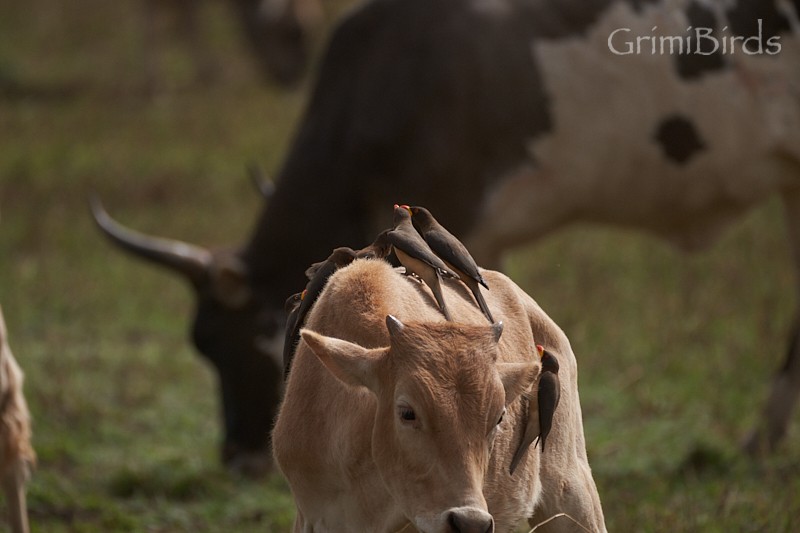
[{"left": 2, "top": 1, "right": 799, "bottom": 531}]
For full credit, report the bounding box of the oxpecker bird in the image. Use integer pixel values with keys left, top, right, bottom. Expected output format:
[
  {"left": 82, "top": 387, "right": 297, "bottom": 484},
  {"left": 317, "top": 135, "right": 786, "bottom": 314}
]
[
  {"left": 387, "top": 204, "right": 459, "bottom": 320},
  {"left": 283, "top": 247, "right": 358, "bottom": 377},
  {"left": 535, "top": 347, "right": 561, "bottom": 452},
  {"left": 282, "top": 290, "right": 304, "bottom": 377},
  {"left": 409, "top": 205, "right": 494, "bottom": 323},
  {"left": 304, "top": 231, "right": 392, "bottom": 280},
  {"left": 509, "top": 345, "right": 561, "bottom": 475},
  {"left": 356, "top": 229, "right": 393, "bottom": 261}
]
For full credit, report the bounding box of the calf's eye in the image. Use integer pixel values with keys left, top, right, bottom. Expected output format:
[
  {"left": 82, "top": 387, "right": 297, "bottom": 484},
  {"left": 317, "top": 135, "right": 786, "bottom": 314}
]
[
  {"left": 398, "top": 406, "right": 416, "bottom": 422},
  {"left": 497, "top": 408, "right": 506, "bottom": 425}
]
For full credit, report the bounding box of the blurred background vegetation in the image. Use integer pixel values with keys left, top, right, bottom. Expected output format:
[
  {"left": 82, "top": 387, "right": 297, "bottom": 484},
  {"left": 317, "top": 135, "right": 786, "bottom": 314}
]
[{"left": 1, "top": 0, "right": 798, "bottom": 531}]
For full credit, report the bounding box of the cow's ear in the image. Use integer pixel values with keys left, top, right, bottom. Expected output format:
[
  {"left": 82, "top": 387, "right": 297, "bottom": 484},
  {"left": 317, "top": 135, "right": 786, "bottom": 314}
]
[
  {"left": 497, "top": 362, "right": 539, "bottom": 405},
  {"left": 301, "top": 329, "right": 387, "bottom": 392},
  {"left": 210, "top": 256, "right": 252, "bottom": 309}
]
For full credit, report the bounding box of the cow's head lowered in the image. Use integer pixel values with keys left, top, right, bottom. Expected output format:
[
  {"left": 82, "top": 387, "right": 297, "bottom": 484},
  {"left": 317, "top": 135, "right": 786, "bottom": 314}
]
[
  {"left": 301, "top": 317, "right": 538, "bottom": 532},
  {"left": 90, "top": 199, "right": 283, "bottom": 476}
]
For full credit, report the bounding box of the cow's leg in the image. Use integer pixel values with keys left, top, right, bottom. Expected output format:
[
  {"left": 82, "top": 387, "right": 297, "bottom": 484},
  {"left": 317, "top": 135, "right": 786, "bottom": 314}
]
[
  {"left": 743, "top": 186, "right": 800, "bottom": 455},
  {"left": 292, "top": 507, "right": 309, "bottom": 533},
  {"left": 2, "top": 459, "right": 29, "bottom": 533}
]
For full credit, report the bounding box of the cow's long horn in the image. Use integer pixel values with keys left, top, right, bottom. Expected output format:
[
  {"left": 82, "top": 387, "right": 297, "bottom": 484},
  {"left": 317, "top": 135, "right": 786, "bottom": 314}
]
[{"left": 89, "top": 195, "right": 212, "bottom": 286}]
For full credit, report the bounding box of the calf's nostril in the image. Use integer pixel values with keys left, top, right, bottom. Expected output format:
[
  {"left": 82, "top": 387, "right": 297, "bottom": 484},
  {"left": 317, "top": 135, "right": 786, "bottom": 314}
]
[{"left": 446, "top": 509, "right": 494, "bottom": 533}]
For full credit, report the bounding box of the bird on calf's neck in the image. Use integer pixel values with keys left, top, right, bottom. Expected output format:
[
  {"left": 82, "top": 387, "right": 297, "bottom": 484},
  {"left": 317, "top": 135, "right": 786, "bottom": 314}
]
[
  {"left": 509, "top": 344, "right": 561, "bottom": 475},
  {"left": 535, "top": 346, "right": 560, "bottom": 452}
]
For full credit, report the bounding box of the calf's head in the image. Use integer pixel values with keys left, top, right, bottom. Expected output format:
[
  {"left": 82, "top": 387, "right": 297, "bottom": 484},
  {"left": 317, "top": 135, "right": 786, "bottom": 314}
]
[{"left": 301, "top": 316, "right": 538, "bottom": 533}]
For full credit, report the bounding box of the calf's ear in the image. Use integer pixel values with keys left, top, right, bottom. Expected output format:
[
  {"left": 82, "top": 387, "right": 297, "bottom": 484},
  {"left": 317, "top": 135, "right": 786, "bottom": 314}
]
[
  {"left": 300, "top": 329, "right": 387, "bottom": 392},
  {"left": 497, "top": 362, "right": 539, "bottom": 405}
]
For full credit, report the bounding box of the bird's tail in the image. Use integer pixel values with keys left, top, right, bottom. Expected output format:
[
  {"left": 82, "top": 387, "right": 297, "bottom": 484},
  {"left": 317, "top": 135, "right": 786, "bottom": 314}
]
[
  {"left": 470, "top": 281, "right": 494, "bottom": 323},
  {"left": 508, "top": 445, "right": 526, "bottom": 476},
  {"left": 431, "top": 272, "right": 452, "bottom": 321}
]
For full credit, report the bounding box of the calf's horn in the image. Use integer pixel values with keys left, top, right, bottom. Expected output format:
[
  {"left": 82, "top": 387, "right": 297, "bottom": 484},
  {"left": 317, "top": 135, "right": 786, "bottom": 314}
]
[
  {"left": 386, "top": 315, "right": 405, "bottom": 337},
  {"left": 492, "top": 321, "right": 504, "bottom": 342},
  {"left": 89, "top": 194, "right": 212, "bottom": 287}
]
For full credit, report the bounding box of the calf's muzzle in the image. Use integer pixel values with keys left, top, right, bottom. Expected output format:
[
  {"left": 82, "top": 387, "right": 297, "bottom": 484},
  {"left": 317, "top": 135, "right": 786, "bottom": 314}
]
[{"left": 446, "top": 507, "right": 494, "bottom": 533}]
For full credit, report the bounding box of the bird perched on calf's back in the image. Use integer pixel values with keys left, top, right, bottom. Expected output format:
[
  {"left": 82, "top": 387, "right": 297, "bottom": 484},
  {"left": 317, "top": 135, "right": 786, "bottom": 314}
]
[
  {"left": 356, "top": 229, "right": 393, "bottom": 262},
  {"left": 387, "top": 204, "right": 458, "bottom": 320},
  {"left": 409, "top": 205, "right": 494, "bottom": 323},
  {"left": 509, "top": 344, "right": 561, "bottom": 475},
  {"left": 304, "top": 230, "right": 392, "bottom": 280},
  {"left": 286, "top": 230, "right": 395, "bottom": 378},
  {"left": 282, "top": 290, "right": 304, "bottom": 374},
  {"left": 283, "top": 247, "right": 358, "bottom": 377}
]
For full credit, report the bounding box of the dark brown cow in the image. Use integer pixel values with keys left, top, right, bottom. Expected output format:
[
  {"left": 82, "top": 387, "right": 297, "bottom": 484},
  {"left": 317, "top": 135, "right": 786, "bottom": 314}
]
[{"left": 94, "top": 0, "right": 800, "bottom": 473}]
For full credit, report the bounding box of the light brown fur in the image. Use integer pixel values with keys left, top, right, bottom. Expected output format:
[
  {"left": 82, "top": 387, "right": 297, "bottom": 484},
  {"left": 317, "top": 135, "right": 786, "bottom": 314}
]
[
  {"left": 0, "top": 306, "right": 34, "bottom": 533},
  {"left": 272, "top": 259, "right": 605, "bottom": 532}
]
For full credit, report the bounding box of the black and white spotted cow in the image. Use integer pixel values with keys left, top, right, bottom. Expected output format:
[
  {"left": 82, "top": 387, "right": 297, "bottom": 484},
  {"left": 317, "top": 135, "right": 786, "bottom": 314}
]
[
  {"left": 469, "top": 0, "right": 800, "bottom": 455},
  {"left": 93, "top": 0, "right": 800, "bottom": 473}
]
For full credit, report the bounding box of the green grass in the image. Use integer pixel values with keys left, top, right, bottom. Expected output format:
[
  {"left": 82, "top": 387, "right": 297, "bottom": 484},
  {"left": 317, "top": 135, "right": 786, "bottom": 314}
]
[
  {"left": 508, "top": 209, "right": 800, "bottom": 531},
  {"left": 2, "top": 0, "right": 799, "bottom": 531}
]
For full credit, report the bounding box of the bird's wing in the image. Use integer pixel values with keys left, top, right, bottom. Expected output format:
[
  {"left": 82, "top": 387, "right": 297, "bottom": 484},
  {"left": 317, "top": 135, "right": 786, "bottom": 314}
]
[
  {"left": 424, "top": 230, "right": 482, "bottom": 281},
  {"left": 283, "top": 307, "right": 302, "bottom": 377},
  {"left": 387, "top": 229, "right": 450, "bottom": 272},
  {"left": 305, "top": 261, "right": 324, "bottom": 280},
  {"left": 359, "top": 229, "right": 392, "bottom": 259}
]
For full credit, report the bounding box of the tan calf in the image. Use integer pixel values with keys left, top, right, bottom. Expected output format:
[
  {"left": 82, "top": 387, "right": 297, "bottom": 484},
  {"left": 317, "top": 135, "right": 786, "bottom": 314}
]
[
  {"left": 272, "top": 259, "right": 605, "bottom": 532},
  {"left": 0, "top": 306, "right": 34, "bottom": 533}
]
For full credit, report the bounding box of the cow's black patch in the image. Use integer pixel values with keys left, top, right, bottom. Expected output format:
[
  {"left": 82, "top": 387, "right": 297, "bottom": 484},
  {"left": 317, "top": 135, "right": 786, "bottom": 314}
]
[
  {"left": 654, "top": 115, "right": 706, "bottom": 165},
  {"left": 675, "top": 1, "right": 727, "bottom": 80}
]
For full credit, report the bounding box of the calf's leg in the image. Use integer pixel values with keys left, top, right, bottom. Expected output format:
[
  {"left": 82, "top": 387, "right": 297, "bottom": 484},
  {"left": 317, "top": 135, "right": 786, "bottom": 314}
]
[{"left": 2, "top": 459, "right": 29, "bottom": 533}]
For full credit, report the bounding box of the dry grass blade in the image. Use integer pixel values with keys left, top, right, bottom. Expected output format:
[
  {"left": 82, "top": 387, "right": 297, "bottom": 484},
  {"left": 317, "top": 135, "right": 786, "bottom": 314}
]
[{"left": 528, "top": 512, "right": 594, "bottom": 532}]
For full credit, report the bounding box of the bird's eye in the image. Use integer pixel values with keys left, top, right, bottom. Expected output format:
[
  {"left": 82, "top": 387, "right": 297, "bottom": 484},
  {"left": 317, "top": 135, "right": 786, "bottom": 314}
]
[{"left": 398, "top": 406, "right": 416, "bottom": 422}]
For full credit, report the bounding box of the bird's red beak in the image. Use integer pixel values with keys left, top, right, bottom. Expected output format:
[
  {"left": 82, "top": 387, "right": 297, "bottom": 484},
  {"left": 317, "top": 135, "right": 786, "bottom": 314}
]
[
  {"left": 536, "top": 344, "right": 544, "bottom": 357},
  {"left": 400, "top": 204, "right": 413, "bottom": 215}
]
